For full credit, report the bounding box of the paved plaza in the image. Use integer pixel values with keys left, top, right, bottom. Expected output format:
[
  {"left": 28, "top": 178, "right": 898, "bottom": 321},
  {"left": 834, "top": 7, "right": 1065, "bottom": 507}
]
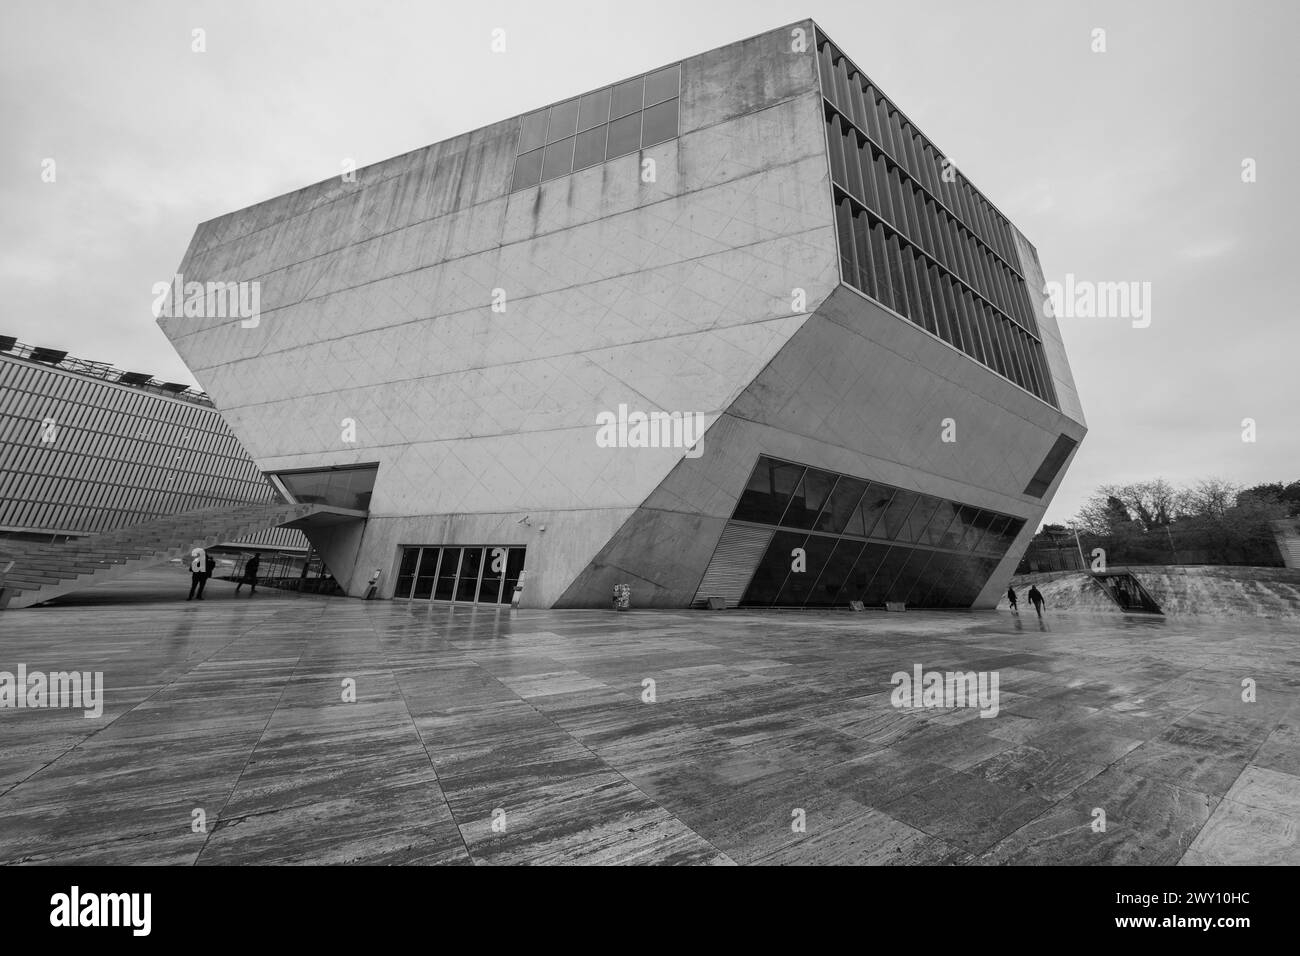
[{"left": 1, "top": 568, "right": 1297, "bottom": 865}]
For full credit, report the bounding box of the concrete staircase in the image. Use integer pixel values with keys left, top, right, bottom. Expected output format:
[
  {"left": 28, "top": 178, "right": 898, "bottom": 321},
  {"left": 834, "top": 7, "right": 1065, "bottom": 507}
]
[{"left": 0, "top": 501, "right": 324, "bottom": 610}]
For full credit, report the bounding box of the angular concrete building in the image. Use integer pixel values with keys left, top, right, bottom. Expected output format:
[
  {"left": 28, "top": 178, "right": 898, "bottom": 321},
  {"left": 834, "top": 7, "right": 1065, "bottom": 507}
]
[{"left": 157, "top": 19, "right": 1085, "bottom": 609}]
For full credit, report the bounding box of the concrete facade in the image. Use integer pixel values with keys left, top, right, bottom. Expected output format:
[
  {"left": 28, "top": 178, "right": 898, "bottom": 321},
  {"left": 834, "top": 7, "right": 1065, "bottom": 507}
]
[{"left": 158, "top": 20, "right": 1085, "bottom": 608}]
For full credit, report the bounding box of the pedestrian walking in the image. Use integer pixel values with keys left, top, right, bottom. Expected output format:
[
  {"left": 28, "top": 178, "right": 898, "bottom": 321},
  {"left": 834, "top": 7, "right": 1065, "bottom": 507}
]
[
  {"left": 1007, "top": 586, "right": 1019, "bottom": 612},
  {"left": 1027, "top": 585, "right": 1046, "bottom": 618},
  {"left": 187, "top": 547, "right": 208, "bottom": 601},
  {"left": 235, "top": 552, "right": 261, "bottom": 595}
]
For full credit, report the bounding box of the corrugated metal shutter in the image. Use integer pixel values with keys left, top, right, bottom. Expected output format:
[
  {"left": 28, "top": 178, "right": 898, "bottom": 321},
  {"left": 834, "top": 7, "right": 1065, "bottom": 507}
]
[{"left": 691, "top": 523, "right": 772, "bottom": 608}]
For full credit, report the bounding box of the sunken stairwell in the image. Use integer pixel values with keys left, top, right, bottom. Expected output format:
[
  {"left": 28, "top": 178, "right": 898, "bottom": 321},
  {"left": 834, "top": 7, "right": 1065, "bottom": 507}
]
[{"left": 0, "top": 501, "right": 322, "bottom": 610}]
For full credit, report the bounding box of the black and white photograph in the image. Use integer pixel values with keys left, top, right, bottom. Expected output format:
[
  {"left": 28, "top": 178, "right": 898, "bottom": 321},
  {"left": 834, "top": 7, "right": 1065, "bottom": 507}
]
[{"left": 0, "top": 0, "right": 1294, "bottom": 932}]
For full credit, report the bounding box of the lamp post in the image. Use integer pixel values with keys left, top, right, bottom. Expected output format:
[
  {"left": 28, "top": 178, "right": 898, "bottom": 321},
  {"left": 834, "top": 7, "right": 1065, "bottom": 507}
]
[{"left": 1069, "top": 523, "right": 1087, "bottom": 571}]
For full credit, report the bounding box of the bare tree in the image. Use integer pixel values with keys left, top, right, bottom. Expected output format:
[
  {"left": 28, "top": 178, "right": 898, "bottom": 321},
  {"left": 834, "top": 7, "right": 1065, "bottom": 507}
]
[
  {"left": 1077, "top": 480, "right": 1180, "bottom": 532},
  {"left": 1179, "top": 478, "right": 1240, "bottom": 519}
]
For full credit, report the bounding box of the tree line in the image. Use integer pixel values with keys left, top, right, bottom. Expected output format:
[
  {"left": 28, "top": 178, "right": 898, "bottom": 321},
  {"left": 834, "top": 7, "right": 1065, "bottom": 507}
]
[{"left": 1031, "top": 479, "right": 1298, "bottom": 568}]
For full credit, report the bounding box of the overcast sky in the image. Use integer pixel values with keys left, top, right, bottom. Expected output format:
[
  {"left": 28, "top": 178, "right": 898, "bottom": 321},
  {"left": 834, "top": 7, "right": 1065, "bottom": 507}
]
[{"left": 2, "top": 0, "right": 1296, "bottom": 526}]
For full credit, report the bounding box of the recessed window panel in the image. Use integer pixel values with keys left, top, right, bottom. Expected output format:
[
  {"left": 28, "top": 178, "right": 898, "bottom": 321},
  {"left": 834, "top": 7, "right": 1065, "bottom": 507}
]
[
  {"left": 735, "top": 457, "right": 805, "bottom": 525},
  {"left": 880, "top": 489, "right": 917, "bottom": 539},
  {"left": 540, "top": 137, "right": 575, "bottom": 181},
  {"left": 611, "top": 76, "right": 643, "bottom": 119},
  {"left": 908, "top": 551, "right": 953, "bottom": 606},
  {"left": 578, "top": 88, "right": 611, "bottom": 131},
  {"left": 782, "top": 470, "right": 837, "bottom": 530},
  {"left": 815, "top": 476, "right": 868, "bottom": 535},
  {"left": 843, "top": 542, "right": 891, "bottom": 603},
  {"left": 981, "top": 515, "right": 1010, "bottom": 551},
  {"left": 965, "top": 511, "right": 997, "bottom": 552},
  {"left": 774, "top": 533, "right": 838, "bottom": 605},
  {"left": 741, "top": 530, "right": 808, "bottom": 607},
  {"left": 547, "top": 99, "right": 579, "bottom": 143},
  {"left": 644, "top": 64, "right": 680, "bottom": 106},
  {"left": 573, "top": 126, "right": 606, "bottom": 170},
  {"left": 862, "top": 545, "right": 908, "bottom": 605},
  {"left": 513, "top": 148, "right": 543, "bottom": 189},
  {"left": 1024, "top": 434, "right": 1077, "bottom": 498},
  {"left": 606, "top": 112, "right": 641, "bottom": 158},
  {"left": 806, "top": 538, "right": 866, "bottom": 606},
  {"left": 275, "top": 464, "right": 377, "bottom": 510},
  {"left": 857, "top": 483, "right": 895, "bottom": 537},
  {"left": 641, "top": 98, "right": 678, "bottom": 147},
  {"left": 889, "top": 548, "right": 934, "bottom": 603},
  {"left": 518, "top": 110, "right": 548, "bottom": 153},
  {"left": 900, "top": 494, "right": 939, "bottom": 544},
  {"left": 922, "top": 500, "right": 959, "bottom": 548},
  {"left": 723, "top": 452, "right": 1025, "bottom": 607}
]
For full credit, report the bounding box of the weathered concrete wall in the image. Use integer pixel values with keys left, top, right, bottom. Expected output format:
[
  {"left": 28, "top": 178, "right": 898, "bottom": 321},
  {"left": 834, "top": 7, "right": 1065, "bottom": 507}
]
[{"left": 158, "top": 21, "right": 837, "bottom": 606}]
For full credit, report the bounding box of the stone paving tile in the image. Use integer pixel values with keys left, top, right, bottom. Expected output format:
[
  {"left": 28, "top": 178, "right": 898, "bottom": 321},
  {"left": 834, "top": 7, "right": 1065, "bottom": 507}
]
[
  {"left": 881, "top": 774, "right": 1054, "bottom": 854},
  {"left": 1180, "top": 800, "right": 1300, "bottom": 866},
  {"left": 966, "top": 744, "right": 1109, "bottom": 802},
  {"left": 975, "top": 767, "right": 1218, "bottom": 865},
  {"left": 1, "top": 569, "right": 1298, "bottom": 864}
]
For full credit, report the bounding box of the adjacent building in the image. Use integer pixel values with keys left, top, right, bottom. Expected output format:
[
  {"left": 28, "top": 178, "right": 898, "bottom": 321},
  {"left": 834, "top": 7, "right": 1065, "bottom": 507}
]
[
  {"left": 0, "top": 337, "right": 303, "bottom": 550},
  {"left": 157, "top": 19, "right": 1086, "bottom": 608}
]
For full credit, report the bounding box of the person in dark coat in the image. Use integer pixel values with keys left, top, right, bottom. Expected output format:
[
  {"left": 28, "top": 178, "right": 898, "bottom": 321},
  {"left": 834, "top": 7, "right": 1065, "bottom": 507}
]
[
  {"left": 1027, "top": 585, "right": 1046, "bottom": 618},
  {"left": 1007, "top": 586, "right": 1019, "bottom": 612},
  {"left": 235, "top": 553, "right": 261, "bottom": 595},
  {"left": 187, "top": 548, "right": 208, "bottom": 601}
]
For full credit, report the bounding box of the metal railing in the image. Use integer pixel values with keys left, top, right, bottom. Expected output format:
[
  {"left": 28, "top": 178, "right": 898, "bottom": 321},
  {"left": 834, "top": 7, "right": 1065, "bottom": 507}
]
[{"left": 0, "top": 336, "right": 213, "bottom": 407}]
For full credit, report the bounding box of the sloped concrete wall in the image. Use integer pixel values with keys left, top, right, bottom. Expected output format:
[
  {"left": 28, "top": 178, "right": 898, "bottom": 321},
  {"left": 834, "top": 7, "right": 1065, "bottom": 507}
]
[
  {"left": 559, "top": 285, "right": 1085, "bottom": 607},
  {"left": 158, "top": 22, "right": 838, "bottom": 604}
]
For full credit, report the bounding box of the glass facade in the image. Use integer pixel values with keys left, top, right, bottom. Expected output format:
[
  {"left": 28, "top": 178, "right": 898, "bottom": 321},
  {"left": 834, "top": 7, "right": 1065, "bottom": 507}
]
[
  {"left": 816, "top": 30, "right": 1058, "bottom": 408},
  {"left": 511, "top": 64, "right": 681, "bottom": 190},
  {"left": 273, "top": 464, "right": 377, "bottom": 511},
  {"left": 730, "top": 456, "right": 1025, "bottom": 608},
  {"left": 393, "top": 545, "right": 526, "bottom": 604}
]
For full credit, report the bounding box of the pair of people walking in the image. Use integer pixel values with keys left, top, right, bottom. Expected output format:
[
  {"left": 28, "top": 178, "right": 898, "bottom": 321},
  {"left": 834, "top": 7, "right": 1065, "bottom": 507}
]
[
  {"left": 186, "top": 549, "right": 260, "bottom": 599},
  {"left": 1007, "top": 585, "right": 1046, "bottom": 618}
]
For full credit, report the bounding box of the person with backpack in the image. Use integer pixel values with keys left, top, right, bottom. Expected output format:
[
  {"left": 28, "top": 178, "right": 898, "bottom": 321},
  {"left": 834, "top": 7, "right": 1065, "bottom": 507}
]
[
  {"left": 1007, "top": 586, "right": 1019, "bottom": 613},
  {"left": 187, "top": 547, "right": 209, "bottom": 601},
  {"left": 235, "top": 552, "right": 261, "bottom": 596}
]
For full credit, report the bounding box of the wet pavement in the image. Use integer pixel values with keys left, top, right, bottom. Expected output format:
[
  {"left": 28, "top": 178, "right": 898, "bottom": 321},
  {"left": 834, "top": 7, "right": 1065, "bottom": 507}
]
[{"left": 1, "top": 568, "right": 1296, "bottom": 865}]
